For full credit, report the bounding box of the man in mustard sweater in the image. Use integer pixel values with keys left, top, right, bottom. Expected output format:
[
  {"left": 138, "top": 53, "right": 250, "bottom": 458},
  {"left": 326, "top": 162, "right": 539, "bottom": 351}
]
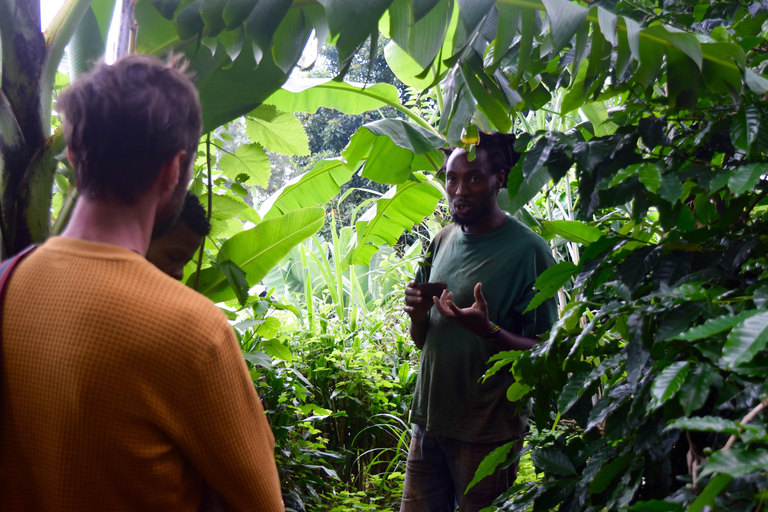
[{"left": 0, "top": 56, "right": 283, "bottom": 511}]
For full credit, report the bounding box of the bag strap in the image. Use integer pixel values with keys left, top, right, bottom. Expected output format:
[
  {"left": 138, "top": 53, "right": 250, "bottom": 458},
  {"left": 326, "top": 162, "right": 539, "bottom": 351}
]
[
  {"left": 0, "top": 245, "right": 38, "bottom": 409},
  {"left": 0, "top": 245, "right": 38, "bottom": 306}
]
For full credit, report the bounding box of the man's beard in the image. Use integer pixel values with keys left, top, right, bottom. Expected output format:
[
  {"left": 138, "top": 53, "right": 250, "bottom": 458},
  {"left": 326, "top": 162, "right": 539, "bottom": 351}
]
[
  {"left": 151, "top": 179, "right": 187, "bottom": 239},
  {"left": 450, "top": 191, "right": 495, "bottom": 228}
]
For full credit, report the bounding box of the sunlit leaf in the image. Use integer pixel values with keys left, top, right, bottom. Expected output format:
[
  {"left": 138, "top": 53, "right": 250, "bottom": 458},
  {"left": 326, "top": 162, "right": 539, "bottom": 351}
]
[
  {"left": 664, "top": 416, "right": 741, "bottom": 435},
  {"left": 728, "top": 163, "right": 766, "bottom": 196},
  {"left": 674, "top": 310, "right": 761, "bottom": 341},
  {"left": 651, "top": 361, "right": 689, "bottom": 409},
  {"left": 687, "top": 474, "right": 734, "bottom": 512},
  {"left": 699, "top": 448, "right": 768, "bottom": 478},
  {"left": 348, "top": 178, "right": 443, "bottom": 266},
  {"left": 191, "top": 208, "right": 325, "bottom": 302},
  {"left": 262, "top": 337, "right": 294, "bottom": 362},
  {"left": 245, "top": 108, "right": 310, "bottom": 156},
  {"left": 678, "top": 365, "right": 713, "bottom": 415},
  {"left": 638, "top": 162, "right": 661, "bottom": 194},
  {"left": 260, "top": 158, "right": 352, "bottom": 220},
  {"left": 218, "top": 143, "right": 271, "bottom": 186},
  {"left": 465, "top": 441, "right": 519, "bottom": 492},
  {"left": 266, "top": 78, "right": 402, "bottom": 115},
  {"left": 542, "top": 220, "right": 602, "bottom": 245},
  {"left": 524, "top": 261, "right": 578, "bottom": 313},
  {"left": 722, "top": 310, "right": 768, "bottom": 369}
]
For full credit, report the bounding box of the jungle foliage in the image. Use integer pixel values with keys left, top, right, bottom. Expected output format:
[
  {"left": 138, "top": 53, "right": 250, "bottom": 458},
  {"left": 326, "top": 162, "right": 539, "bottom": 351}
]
[{"left": 2, "top": 0, "right": 768, "bottom": 510}]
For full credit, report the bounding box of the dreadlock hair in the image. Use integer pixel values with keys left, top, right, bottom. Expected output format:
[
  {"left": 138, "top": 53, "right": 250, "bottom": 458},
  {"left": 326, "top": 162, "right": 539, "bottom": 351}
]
[
  {"left": 440, "top": 131, "right": 521, "bottom": 187},
  {"left": 179, "top": 192, "right": 210, "bottom": 237}
]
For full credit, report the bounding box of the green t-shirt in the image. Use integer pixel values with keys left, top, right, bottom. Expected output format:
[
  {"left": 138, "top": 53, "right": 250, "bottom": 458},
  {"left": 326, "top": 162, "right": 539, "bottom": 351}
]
[{"left": 411, "top": 216, "right": 558, "bottom": 443}]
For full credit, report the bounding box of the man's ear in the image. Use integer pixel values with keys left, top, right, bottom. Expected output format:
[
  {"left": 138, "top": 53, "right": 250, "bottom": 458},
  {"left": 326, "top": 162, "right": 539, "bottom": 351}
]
[
  {"left": 157, "top": 150, "right": 187, "bottom": 194},
  {"left": 495, "top": 171, "right": 506, "bottom": 191}
]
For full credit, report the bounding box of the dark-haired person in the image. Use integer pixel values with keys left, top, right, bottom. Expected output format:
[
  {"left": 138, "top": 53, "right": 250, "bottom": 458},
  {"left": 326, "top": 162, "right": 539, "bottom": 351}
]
[
  {"left": 401, "top": 132, "right": 558, "bottom": 512},
  {"left": 0, "top": 55, "right": 283, "bottom": 512},
  {"left": 147, "top": 191, "right": 210, "bottom": 281}
]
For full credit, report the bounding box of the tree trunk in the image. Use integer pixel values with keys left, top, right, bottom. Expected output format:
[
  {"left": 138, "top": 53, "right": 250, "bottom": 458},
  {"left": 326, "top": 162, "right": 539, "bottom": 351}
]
[{"left": 0, "top": 0, "right": 47, "bottom": 257}]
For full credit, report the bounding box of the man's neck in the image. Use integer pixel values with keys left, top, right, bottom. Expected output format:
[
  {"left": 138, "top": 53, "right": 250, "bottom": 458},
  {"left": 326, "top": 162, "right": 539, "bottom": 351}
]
[
  {"left": 60, "top": 196, "right": 158, "bottom": 255},
  {"left": 461, "top": 207, "right": 507, "bottom": 235}
]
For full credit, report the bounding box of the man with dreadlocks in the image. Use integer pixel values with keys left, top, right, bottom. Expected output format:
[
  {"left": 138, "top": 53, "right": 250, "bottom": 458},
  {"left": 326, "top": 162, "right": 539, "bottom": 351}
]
[
  {"left": 147, "top": 192, "right": 210, "bottom": 281},
  {"left": 402, "top": 131, "right": 558, "bottom": 512}
]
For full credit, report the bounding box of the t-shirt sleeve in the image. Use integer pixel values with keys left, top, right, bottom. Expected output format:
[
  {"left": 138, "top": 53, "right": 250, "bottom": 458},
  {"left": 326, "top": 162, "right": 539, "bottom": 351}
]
[
  {"left": 175, "top": 320, "right": 284, "bottom": 512},
  {"left": 512, "top": 239, "right": 559, "bottom": 337}
]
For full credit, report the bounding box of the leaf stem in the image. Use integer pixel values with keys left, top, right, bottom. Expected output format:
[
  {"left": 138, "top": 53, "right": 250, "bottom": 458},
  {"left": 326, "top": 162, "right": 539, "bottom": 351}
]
[
  {"left": 193, "top": 133, "right": 212, "bottom": 291},
  {"left": 723, "top": 397, "right": 768, "bottom": 450}
]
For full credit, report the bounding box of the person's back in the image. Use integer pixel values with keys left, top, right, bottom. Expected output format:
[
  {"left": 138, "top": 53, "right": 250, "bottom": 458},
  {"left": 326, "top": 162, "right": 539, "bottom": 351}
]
[{"left": 0, "top": 55, "right": 283, "bottom": 511}]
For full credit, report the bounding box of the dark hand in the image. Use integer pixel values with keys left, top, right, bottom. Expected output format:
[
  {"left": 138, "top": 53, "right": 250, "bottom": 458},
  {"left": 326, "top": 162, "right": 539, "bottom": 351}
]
[
  {"left": 433, "top": 282, "right": 494, "bottom": 337},
  {"left": 404, "top": 280, "right": 433, "bottom": 321}
]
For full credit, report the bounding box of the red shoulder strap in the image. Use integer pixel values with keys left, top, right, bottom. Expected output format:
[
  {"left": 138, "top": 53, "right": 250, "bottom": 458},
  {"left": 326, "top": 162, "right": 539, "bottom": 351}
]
[{"left": 0, "top": 245, "right": 38, "bottom": 309}]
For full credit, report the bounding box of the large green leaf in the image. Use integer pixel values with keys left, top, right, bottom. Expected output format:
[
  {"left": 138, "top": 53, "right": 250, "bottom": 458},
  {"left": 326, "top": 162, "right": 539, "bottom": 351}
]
[
  {"left": 745, "top": 68, "right": 768, "bottom": 94},
  {"left": 347, "top": 177, "right": 443, "bottom": 266},
  {"left": 364, "top": 119, "right": 446, "bottom": 153},
  {"left": 531, "top": 448, "right": 577, "bottom": 476},
  {"left": 323, "top": 0, "right": 393, "bottom": 68},
  {"left": 677, "top": 365, "right": 713, "bottom": 415},
  {"left": 728, "top": 163, "right": 766, "bottom": 196},
  {"left": 191, "top": 207, "right": 326, "bottom": 303},
  {"left": 269, "top": 6, "right": 308, "bottom": 73},
  {"left": 384, "top": 40, "right": 437, "bottom": 89},
  {"left": 244, "top": 0, "right": 293, "bottom": 58},
  {"left": 687, "top": 474, "right": 733, "bottom": 512},
  {"left": 634, "top": 27, "right": 664, "bottom": 89},
  {"left": 456, "top": 0, "right": 494, "bottom": 34},
  {"left": 722, "top": 310, "right": 768, "bottom": 369},
  {"left": 465, "top": 441, "right": 519, "bottom": 492},
  {"left": 200, "top": 193, "right": 251, "bottom": 221},
  {"left": 362, "top": 136, "right": 416, "bottom": 184},
  {"left": 245, "top": 107, "right": 310, "bottom": 156},
  {"left": 136, "top": 0, "right": 301, "bottom": 132},
  {"left": 218, "top": 142, "right": 271, "bottom": 186},
  {"left": 265, "top": 78, "right": 401, "bottom": 115},
  {"left": 383, "top": 0, "right": 457, "bottom": 88},
  {"left": 660, "top": 26, "right": 703, "bottom": 70},
  {"left": 505, "top": 161, "right": 551, "bottom": 215},
  {"left": 638, "top": 162, "right": 661, "bottom": 194},
  {"left": 589, "top": 453, "right": 633, "bottom": 494},
  {"left": 557, "top": 370, "right": 591, "bottom": 415},
  {"left": 260, "top": 158, "right": 352, "bottom": 220},
  {"left": 674, "top": 310, "right": 761, "bottom": 341},
  {"left": 68, "top": 5, "right": 109, "bottom": 83},
  {"left": 493, "top": 3, "right": 519, "bottom": 66},
  {"left": 541, "top": 220, "right": 602, "bottom": 246},
  {"left": 666, "top": 46, "right": 699, "bottom": 110},
  {"left": 701, "top": 43, "right": 744, "bottom": 102},
  {"left": 664, "top": 416, "right": 741, "bottom": 435},
  {"left": 541, "top": 0, "right": 588, "bottom": 53},
  {"left": 390, "top": 0, "right": 452, "bottom": 69},
  {"left": 461, "top": 62, "right": 512, "bottom": 132},
  {"left": 731, "top": 103, "right": 761, "bottom": 153},
  {"left": 699, "top": 448, "right": 768, "bottom": 478},
  {"left": 650, "top": 361, "right": 690, "bottom": 409},
  {"left": 524, "top": 261, "right": 578, "bottom": 314},
  {"left": 342, "top": 119, "right": 446, "bottom": 183}
]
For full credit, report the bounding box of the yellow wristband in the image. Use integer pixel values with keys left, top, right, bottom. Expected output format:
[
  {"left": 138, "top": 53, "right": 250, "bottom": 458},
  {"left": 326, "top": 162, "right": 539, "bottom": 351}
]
[{"left": 479, "top": 323, "right": 501, "bottom": 342}]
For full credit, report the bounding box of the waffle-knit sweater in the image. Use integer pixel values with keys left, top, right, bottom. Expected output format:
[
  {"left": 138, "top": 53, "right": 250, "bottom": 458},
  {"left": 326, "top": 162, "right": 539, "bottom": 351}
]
[{"left": 0, "top": 237, "right": 283, "bottom": 511}]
